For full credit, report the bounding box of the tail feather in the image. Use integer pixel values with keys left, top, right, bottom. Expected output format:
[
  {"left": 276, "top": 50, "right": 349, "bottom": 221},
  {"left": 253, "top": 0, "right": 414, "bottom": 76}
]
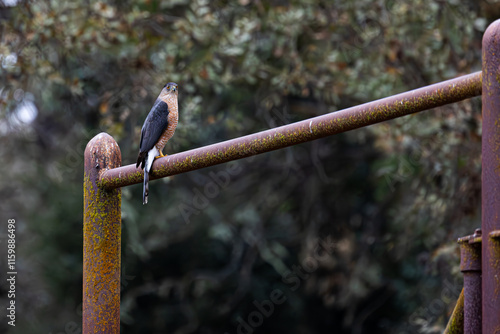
[
  {"left": 143, "top": 169, "right": 149, "bottom": 205},
  {"left": 141, "top": 147, "right": 159, "bottom": 205}
]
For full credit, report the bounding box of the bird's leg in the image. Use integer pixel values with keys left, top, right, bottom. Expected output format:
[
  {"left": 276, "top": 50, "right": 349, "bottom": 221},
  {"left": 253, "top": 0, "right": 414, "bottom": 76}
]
[{"left": 155, "top": 150, "right": 167, "bottom": 159}]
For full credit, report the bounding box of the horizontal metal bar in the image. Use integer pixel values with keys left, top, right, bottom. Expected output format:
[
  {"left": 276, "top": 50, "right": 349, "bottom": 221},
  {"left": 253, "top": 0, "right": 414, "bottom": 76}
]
[{"left": 100, "top": 71, "right": 482, "bottom": 190}]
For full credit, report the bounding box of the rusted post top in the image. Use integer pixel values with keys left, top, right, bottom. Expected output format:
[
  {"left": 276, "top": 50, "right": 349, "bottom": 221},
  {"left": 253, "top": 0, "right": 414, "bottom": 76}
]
[
  {"left": 458, "top": 230, "right": 482, "bottom": 273},
  {"left": 481, "top": 18, "right": 500, "bottom": 334},
  {"left": 100, "top": 71, "right": 481, "bottom": 190},
  {"left": 83, "top": 133, "right": 121, "bottom": 334}
]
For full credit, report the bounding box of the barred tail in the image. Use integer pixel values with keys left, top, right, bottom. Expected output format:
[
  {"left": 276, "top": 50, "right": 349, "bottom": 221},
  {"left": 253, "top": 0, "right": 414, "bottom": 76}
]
[{"left": 143, "top": 169, "right": 149, "bottom": 205}]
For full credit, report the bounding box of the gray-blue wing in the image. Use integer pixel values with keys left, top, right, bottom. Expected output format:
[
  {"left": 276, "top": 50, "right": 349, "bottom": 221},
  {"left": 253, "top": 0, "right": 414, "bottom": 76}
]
[
  {"left": 136, "top": 99, "right": 169, "bottom": 168},
  {"left": 140, "top": 99, "right": 170, "bottom": 153}
]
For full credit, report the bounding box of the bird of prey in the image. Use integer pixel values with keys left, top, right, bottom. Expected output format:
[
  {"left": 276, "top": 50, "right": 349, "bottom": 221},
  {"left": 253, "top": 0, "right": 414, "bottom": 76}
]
[{"left": 136, "top": 82, "right": 179, "bottom": 204}]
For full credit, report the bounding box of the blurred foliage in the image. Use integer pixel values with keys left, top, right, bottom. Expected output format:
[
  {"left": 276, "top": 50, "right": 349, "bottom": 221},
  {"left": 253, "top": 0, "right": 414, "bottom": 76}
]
[{"left": 0, "top": 0, "right": 492, "bottom": 333}]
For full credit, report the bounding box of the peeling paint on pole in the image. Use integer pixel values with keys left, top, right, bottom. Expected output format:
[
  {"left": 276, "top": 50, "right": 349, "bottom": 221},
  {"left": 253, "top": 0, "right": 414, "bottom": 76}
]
[
  {"left": 99, "top": 71, "right": 481, "bottom": 190},
  {"left": 83, "top": 133, "right": 121, "bottom": 333}
]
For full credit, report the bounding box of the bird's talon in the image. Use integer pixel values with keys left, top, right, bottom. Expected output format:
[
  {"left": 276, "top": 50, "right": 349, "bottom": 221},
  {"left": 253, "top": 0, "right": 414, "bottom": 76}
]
[{"left": 155, "top": 153, "right": 168, "bottom": 159}]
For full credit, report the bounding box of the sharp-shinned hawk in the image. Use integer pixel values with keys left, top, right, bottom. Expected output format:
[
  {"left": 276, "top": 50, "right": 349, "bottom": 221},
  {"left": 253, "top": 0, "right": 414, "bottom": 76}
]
[{"left": 136, "top": 82, "right": 179, "bottom": 204}]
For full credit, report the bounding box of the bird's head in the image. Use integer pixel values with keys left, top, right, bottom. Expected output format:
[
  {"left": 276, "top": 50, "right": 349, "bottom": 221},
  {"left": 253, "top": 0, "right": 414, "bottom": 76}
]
[{"left": 163, "top": 82, "right": 178, "bottom": 95}]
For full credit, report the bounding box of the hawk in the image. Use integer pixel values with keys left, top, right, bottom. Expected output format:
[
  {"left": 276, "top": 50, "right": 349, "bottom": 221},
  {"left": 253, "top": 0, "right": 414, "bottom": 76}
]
[{"left": 136, "top": 82, "right": 179, "bottom": 204}]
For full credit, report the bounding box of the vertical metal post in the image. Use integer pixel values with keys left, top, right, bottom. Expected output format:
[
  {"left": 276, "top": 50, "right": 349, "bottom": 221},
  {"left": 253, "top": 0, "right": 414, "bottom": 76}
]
[
  {"left": 458, "top": 229, "right": 482, "bottom": 334},
  {"left": 482, "top": 19, "right": 500, "bottom": 334},
  {"left": 83, "top": 133, "right": 122, "bottom": 333}
]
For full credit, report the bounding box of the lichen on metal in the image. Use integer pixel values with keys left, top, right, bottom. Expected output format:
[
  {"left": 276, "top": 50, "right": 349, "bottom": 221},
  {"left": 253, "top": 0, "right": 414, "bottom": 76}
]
[
  {"left": 83, "top": 132, "right": 122, "bottom": 334},
  {"left": 443, "top": 288, "right": 465, "bottom": 334},
  {"left": 99, "top": 71, "right": 481, "bottom": 190}
]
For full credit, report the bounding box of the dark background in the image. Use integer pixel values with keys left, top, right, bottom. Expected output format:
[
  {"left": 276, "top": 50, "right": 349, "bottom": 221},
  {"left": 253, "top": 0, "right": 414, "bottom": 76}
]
[{"left": 0, "top": 1, "right": 493, "bottom": 333}]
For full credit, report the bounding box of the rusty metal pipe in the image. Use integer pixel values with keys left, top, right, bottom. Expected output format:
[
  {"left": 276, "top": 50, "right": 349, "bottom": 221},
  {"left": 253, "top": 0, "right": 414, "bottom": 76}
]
[
  {"left": 481, "top": 19, "right": 500, "bottom": 334},
  {"left": 83, "top": 133, "right": 122, "bottom": 333},
  {"left": 443, "top": 288, "right": 464, "bottom": 334},
  {"left": 99, "top": 72, "right": 481, "bottom": 190},
  {"left": 458, "top": 229, "right": 482, "bottom": 334}
]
